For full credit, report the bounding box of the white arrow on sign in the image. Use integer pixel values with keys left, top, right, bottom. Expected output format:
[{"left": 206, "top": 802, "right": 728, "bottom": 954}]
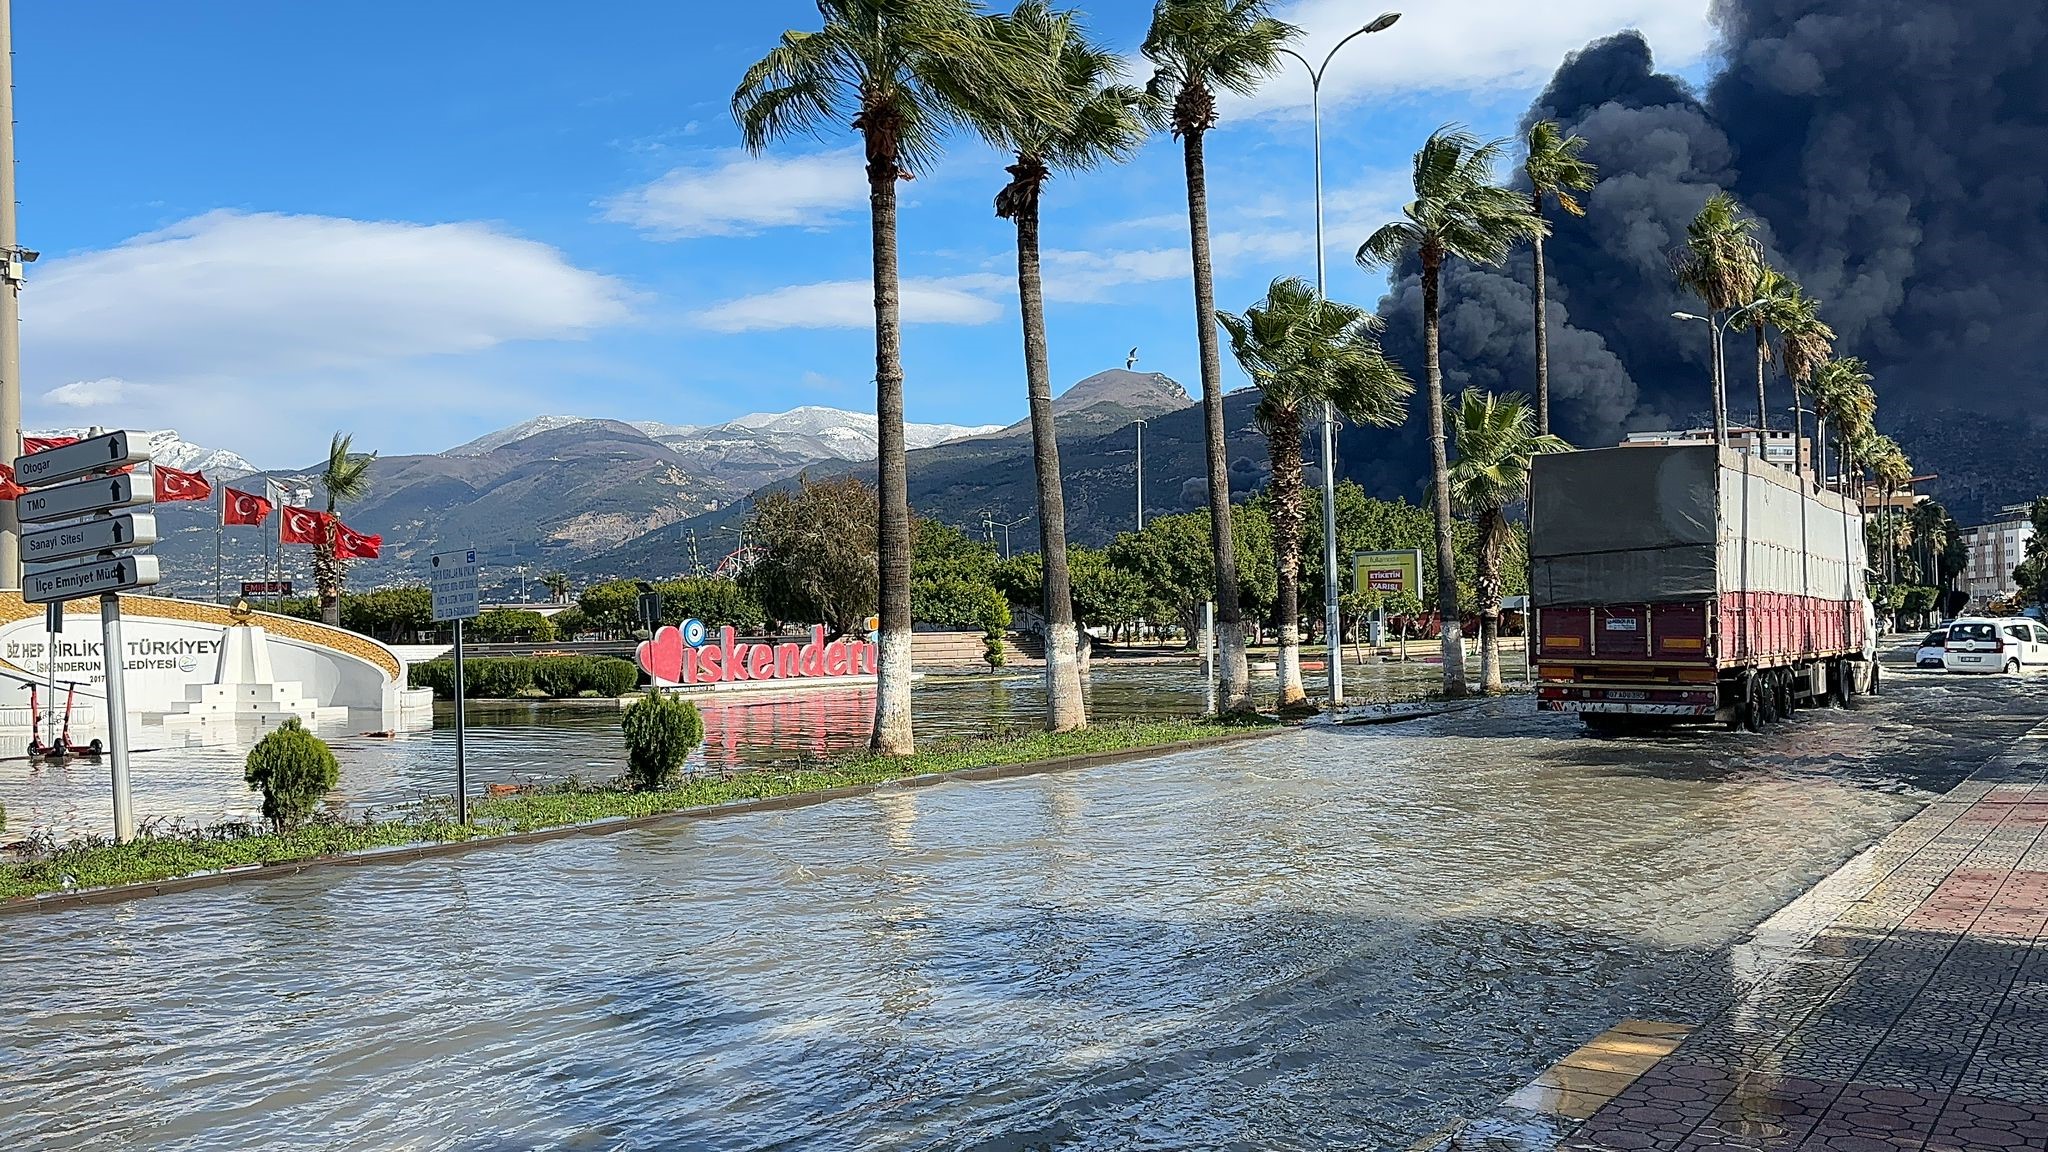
[
  {"left": 12, "top": 430, "right": 148, "bottom": 489},
  {"left": 22, "top": 512, "right": 159, "bottom": 566},
  {"left": 22, "top": 554, "right": 161, "bottom": 605},
  {"left": 16, "top": 473, "right": 154, "bottom": 525}
]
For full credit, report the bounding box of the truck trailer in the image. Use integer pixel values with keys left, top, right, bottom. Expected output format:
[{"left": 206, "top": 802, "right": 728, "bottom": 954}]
[{"left": 1529, "top": 442, "right": 1877, "bottom": 729}]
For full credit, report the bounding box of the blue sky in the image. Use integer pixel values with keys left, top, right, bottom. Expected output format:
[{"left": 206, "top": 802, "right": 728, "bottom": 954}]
[{"left": 16, "top": 0, "right": 1713, "bottom": 468}]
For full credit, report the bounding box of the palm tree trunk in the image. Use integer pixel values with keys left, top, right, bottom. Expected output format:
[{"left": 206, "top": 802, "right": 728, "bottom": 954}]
[
  {"left": 1754, "top": 324, "right": 1769, "bottom": 436},
  {"left": 868, "top": 159, "right": 914, "bottom": 755},
  {"left": 1532, "top": 226, "right": 1550, "bottom": 435},
  {"left": 318, "top": 503, "right": 341, "bottom": 626},
  {"left": 1478, "top": 511, "right": 1504, "bottom": 694},
  {"left": 1269, "top": 407, "right": 1306, "bottom": 708},
  {"left": 1182, "top": 128, "right": 1249, "bottom": 713},
  {"left": 1011, "top": 183, "right": 1085, "bottom": 732},
  {"left": 1422, "top": 249, "right": 1468, "bottom": 697}
]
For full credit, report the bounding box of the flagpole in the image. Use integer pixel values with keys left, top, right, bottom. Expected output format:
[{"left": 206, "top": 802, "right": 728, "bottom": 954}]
[{"left": 214, "top": 483, "right": 224, "bottom": 604}]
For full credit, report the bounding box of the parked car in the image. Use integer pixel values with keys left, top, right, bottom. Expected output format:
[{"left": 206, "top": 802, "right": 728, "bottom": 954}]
[
  {"left": 1942, "top": 617, "right": 2048, "bottom": 674},
  {"left": 1916, "top": 628, "right": 1950, "bottom": 669}
]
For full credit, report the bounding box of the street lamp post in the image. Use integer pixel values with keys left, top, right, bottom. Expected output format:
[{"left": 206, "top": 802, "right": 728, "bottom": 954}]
[
  {"left": 1277, "top": 11, "right": 1401, "bottom": 709},
  {"left": 1674, "top": 301, "right": 1767, "bottom": 447}
]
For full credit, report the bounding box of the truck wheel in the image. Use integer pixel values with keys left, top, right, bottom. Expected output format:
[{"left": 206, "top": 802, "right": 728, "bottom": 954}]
[
  {"left": 1759, "top": 676, "right": 1781, "bottom": 725},
  {"left": 1776, "top": 671, "right": 1795, "bottom": 718},
  {"left": 1743, "top": 678, "right": 1765, "bottom": 732},
  {"left": 1868, "top": 662, "right": 1882, "bottom": 697}
]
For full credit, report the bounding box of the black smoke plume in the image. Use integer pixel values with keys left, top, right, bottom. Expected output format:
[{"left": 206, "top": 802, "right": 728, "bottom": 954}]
[{"left": 1341, "top": 0, "right": 2048, "bottom": 523}]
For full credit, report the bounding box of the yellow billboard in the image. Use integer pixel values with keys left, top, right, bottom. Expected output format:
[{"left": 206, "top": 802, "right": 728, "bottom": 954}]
[{"left": 1353, "top": 549, "right": 1422, "bottom": 596}]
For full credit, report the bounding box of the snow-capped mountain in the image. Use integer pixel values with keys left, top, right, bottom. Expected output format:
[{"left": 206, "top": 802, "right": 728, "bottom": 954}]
[
  {"left": 35, "top": 428, "right": 257, "bottom": 477},
  {"left": 447, "top": 414, "right": 598, "bottom": 457},
  {"left": 455, "top": 406, "right": 1002, "bottom": 464},
  {"left": 724, "top": 406, "right": 1002, "bottom": 457}
]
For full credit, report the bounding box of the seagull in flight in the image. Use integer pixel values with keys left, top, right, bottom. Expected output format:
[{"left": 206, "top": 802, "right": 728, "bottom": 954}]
[{"left": 1125, "top": 347, "right": 1139, "bottom": 370}]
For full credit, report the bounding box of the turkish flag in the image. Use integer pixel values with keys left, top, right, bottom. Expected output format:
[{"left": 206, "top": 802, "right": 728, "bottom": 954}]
[
  {"left": 223, "top": 487, "right": 273, "bottom": 525},
  {"left": 0, "top": 464, "right": 23, "bottom": 501},
  {"left": 334, "top": 521, "right": 382, "bottom": 560},
  {"left": 23, "top": 435, "right": 77, "bottom": 455},
  {"left": 280, "top": 505, "right": 332, "bottom": 545},
  {"left": 153, "top": 464, "right": 211, "bottom": 503}
]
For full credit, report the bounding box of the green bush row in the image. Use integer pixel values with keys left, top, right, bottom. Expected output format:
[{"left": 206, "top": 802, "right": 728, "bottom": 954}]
[{"left": 409, "top": 655, "right": 640, "bottom": 700}]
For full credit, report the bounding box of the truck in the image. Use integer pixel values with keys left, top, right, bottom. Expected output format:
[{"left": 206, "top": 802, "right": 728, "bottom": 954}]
[{"left": 1529, "top": 442, "right": 1877, "bottom": 729}]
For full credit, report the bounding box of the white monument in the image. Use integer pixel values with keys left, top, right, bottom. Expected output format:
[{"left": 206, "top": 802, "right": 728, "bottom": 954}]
[{"left": 159, "top": 600, "right": 348, "bottom": 730}]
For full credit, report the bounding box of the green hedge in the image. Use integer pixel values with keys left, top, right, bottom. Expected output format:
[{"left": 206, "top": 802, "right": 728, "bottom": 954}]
[{"left": 409, "top": 655, "right": 639, "bottom": 700}]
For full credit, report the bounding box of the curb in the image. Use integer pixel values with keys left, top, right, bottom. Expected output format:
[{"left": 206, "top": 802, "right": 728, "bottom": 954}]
[{"left": 2, "top": 725, "right": 1286, "bottom": 917}]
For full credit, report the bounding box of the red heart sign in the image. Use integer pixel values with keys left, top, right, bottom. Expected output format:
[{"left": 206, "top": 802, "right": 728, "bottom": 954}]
[{"left": 637, "top": 625, "right": 684, "bottom": 683}]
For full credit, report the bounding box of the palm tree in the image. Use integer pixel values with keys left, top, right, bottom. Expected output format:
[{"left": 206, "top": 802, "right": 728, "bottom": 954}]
[
  {"left": 1358, "top": 126, "right": 1545, "bottom": 698},
  {"left": 1220, "top": 277, "right": 1413, "bottom": 708},
  {"left": 961, "top": 1, "right": 1148, "bottom": 732},
  {"left": 1444, "top": 391, "right": 1568, "bottom": 693},
  {"left": 1811, "top": 357, "right": 1874, "bottom": 493},
  {"left": 734, "top": 0, "right": 1020, "bottom": 754},
  {"left": 1775, "top": 287, "right": 1835, "bottom": 482},
  {"left": 542, "top": 571, "right": 572, "bottom": 605},
  {"left": 1144, "top": 0, "right": 1297, "bottom": 715},
  {"left": 1745, "top": 265, "right": 1801, "bottom": 436},
  {"left": 1672, "top": 192, "right": 1761, "bottom": 445},
  {"left": 314, "top": 432, "right": 376, "bottom": 627},
  {"left": 1524, "top": 120, "right": 1596, "bottom": 436}
]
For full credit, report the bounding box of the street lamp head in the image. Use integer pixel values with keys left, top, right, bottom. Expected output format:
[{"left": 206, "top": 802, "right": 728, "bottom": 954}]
[
  {"left": 1672, "top": 311, "right": 1705, "bottom": 323},
  {"left": 1365, "top": 12, "right": 1401, "bottom": 33}
]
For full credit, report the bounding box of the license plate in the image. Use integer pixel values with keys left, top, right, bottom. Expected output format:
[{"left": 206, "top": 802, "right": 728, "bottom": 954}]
[
  {"left": 1961, "top": 656, "right": 1983, "bottom": 663},
  {"left": 1607, "top": 690, "right": 1647, "bottom": 701}
]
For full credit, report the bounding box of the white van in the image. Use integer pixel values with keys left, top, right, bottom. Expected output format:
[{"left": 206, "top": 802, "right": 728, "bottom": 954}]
[{"left": 1943, "top": 617, "right": 2048, "bottom": 674}]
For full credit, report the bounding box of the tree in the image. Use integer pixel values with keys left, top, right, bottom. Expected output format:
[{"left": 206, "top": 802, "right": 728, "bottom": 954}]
[
  {"left": 578, "top": 580, "right": 643, "bottom": 636},
  {"left": 1671, "top": 192, "right": 1761, "bottom": 446},
  {"left": 654, "top": 577, "right": 767, "bottom": 634},
  {"left": 466, "top": 609, "right": 557, "bottom": 644},
  {"left": 313, "top": 432, "right": 376, "bottom": 627},
  {"left": 1745, "top": 265, "right": 1803, "bottom": 435},
  {"left": 1144, "top": 0, "right": 1297, "bottom": 715},
  {"left": 542, "top": 571, "right": 572, "bottom": 605},
  {"left": 962, "top": 1, "right": 1148, "bottom": 731},
  {"left": 244, "top": 719, "right": 339, "bottom": 835},
  {"left": 2015, "top": 497, "right": 2048, "bottom": 616},
  {"left": 1811, "top": 357, "right": 1875, "bottom": 492},
  {"left": 1219, "top": 276, "right": 1411, "bottom": 706},
  {"left": 742, "top": 475, "right": 880, "bottom": 637},
  {"left": 1358, "top": 126, "right": 1544, "bottom": 698},
  {"left": 735, "top": 0, "right": 1020, "bottom": 754},
  {"left": 1524, "top": 120, "right": 1596, "bottom": 436},
  {"left": 1443, "top": 391, "right": 1568, "bottom": 692},
  {"left": 1775, "top": 286, "right": 1835, "bottom": 481}
]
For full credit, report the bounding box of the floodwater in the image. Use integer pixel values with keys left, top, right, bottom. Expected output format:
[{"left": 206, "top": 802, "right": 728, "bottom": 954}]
[
  {"left": 3, "top": 668, "right": 2041, "bottom": 1151},
  {"left": 0, "top": 652, "right": 1522, "bottom": 840}
]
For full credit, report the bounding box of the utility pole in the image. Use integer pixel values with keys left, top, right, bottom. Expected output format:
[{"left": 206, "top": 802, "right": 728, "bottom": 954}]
[
  {"left": 1134, "top": 418, "right": 1146, "bottom": 532},
  {"left": 1277, "top": 11, "right": 1401, "bottom": 709},
  {"left": 0, "top": 0, "right": 25, "bottom": 591}
]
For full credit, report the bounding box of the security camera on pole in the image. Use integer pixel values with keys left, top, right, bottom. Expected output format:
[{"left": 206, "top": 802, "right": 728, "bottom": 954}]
[{"left": 14, "top": 429, "right": 162, "bottom": 843}]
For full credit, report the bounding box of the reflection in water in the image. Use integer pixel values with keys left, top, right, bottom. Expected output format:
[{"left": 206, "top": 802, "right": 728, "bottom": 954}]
[{"left": 3, "top": 675, "right": 2038, "bottom": 1150}]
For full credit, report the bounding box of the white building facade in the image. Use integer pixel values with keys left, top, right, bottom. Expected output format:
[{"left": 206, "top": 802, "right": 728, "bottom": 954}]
[{"left": 1962, "top": 505, "right": 2037, "bottom": 606}]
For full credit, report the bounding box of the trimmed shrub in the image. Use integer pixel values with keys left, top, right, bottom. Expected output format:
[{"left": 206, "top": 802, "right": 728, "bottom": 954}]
[
  {"left": 244, "top": 720, "right": 340, "bottom": 834},
  {"left": 466, "top": 609, "right": 557, "bottom": 643},
  {"left": 408, "top": 656, "right": 639, "bottom": 700},
  {"left": 621, "top": 693, "right": 703, "bottom": 791},
  {"left": 983, "top": 627, "right": 1006, "bottom": 670}
]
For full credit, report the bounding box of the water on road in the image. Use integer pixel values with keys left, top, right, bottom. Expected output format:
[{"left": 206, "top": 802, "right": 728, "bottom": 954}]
[{"left": 2, "top": 669, "right": 2040, "bottom": 1151}]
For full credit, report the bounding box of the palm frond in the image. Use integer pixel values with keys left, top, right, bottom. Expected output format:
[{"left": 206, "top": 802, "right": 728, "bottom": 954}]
[
  {"left": 1142, "top": 0, "right": 1298, "bottom": 134},
  {"left": 1526, "top": 119, "right": 1597, "bottom": 218}
]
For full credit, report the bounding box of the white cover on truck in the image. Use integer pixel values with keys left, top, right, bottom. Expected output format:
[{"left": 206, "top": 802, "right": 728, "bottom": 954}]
[{"left": 1531, "top": 443, "right": 1865, "bottom": 608}]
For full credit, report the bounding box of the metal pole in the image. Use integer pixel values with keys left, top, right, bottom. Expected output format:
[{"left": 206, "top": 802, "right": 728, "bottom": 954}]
[
  {"left": 1310, "top": 76, "right": 1346, "bottom": 708},
  {"left": 101, "top": 593, "right": 134, "bottom": 843},
  {"left": 214, "top": 485, "right": 224, "bottom": 603},
  {"left": 1135, "top": 419, "right": 1145, "bottom": 532},
  {"left": 0, "top": 0, "right": 22, "bottom": 592},
  {"left": 42, "top": 601, "right": 55, "bottom": 751},
  {"left": 1201, "top": 599, "right": 1216, "bottom": 716},
  {"left": 453, "top": 617, "right": 468, "bottom": 824}
]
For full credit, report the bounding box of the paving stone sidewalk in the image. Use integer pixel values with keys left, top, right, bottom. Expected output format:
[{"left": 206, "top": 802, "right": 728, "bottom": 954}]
[{"left": 1453, "top": 719, "right": 2048, "bottom": 1152}]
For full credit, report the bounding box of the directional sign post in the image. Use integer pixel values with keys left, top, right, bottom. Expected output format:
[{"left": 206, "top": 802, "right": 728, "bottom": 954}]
[
  {"left": 23, "top": 512, "right": 157, "bottom": 567},
  {"left": 430, "top": 550, "right": 481, "bottom": 823},
  {"left": 13, "top": 428, "right": 161, "bottom": 843}
]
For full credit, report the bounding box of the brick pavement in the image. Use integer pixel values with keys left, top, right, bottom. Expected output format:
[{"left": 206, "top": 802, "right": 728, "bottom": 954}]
[{"left": 1449, "top": 720, "right": 2048, "bottom": 1152}]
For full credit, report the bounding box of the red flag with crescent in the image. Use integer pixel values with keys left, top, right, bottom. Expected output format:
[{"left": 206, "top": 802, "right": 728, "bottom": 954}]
[
  {"left": 280, "top": 505, "right": 331, "bottom": 544},
  {"left": 152, "top": 464, "right": 212, "bottom": 503},
  {"left": 223, "top": 487, "right": 273, "bottom": 525},
  {"left": 334, "top": 521, "right": 382, "bottom": 560},
  {"left": 0, "top": 464, "right": 23, "bottom": 501},
  {"left": 23, "top": 435, "right": 78, "bottom": 455}
]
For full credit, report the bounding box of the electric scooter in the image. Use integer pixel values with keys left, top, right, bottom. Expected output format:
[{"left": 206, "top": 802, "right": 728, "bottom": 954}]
[{"left": 24, "top": 682, "right": 103, "bottom": 762}]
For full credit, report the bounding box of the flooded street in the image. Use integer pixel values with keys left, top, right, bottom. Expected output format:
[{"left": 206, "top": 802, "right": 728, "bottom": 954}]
[
  {"left": 3, "top": 668, "right": 2043, "bottom": 1151},
  {"left": 0, "top": 654, "right": 1518, "bottom": 839}
]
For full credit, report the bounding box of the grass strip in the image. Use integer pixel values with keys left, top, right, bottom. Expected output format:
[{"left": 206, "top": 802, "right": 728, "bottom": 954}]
[{"left": 1, "top": 717, "right": 1265, "bottom": 904}]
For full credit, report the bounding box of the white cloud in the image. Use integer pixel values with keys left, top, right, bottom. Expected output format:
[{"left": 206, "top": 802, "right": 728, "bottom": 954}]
[
  {"left": 604, "top": 148, "right": 867, "bottom": 239},
  {"left": 22, "top": 210, "right": 634, "bottom": 464},
  {"left": 1236, "top": 0, "right": 1713, "bottom": 113},
  {"left": 695, "top": 276, "right": 1008, "bottom": 333},
  {"left": 43, "top": 377, "right": 137, "bottom": 407}
]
